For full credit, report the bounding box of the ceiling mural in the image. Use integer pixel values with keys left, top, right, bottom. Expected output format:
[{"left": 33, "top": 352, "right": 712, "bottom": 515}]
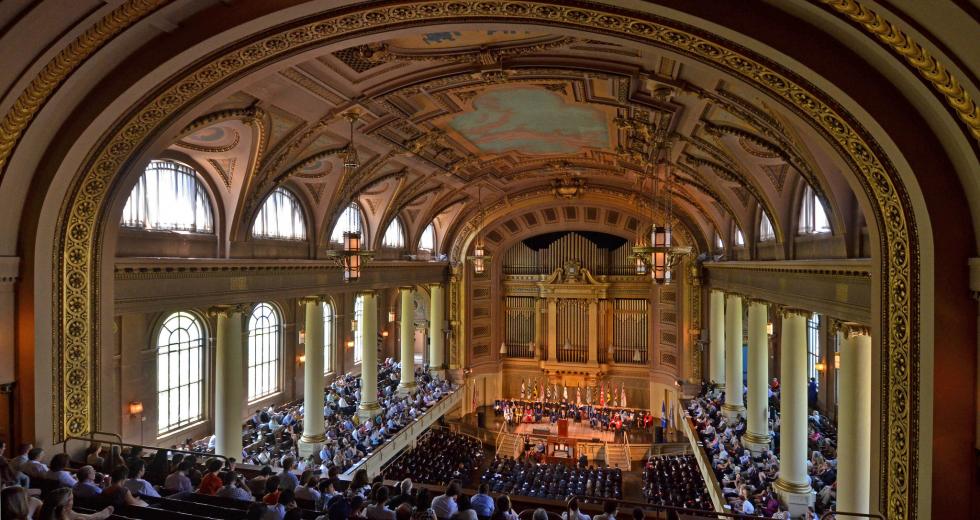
[
  {"left": 388, "top": 29, "right": 546, "bottom": 50},
  {"left": 175, "top": 125, "right": 240, "bottom": 153},
  {"left": 447, "top": 86, "right": 610, "bottom": 155}
]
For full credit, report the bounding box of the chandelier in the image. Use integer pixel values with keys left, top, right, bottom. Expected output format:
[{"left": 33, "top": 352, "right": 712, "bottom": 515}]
[
  {"left": 632, "top": 156, "right": 690, "bottom": 284},
  {"left": 342, "top": 111, "right": 360, "bottom": 171},
  {"left": 326, "top": 202, "right": 373, "bottom": 282},
  {"left": 466, "top": 186, "right": 492, "bottom": 275}
]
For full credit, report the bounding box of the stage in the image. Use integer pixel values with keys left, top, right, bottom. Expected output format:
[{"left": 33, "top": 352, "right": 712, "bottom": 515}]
[{"left": 510, "top": 421, "right": 618, "bottom": 442}]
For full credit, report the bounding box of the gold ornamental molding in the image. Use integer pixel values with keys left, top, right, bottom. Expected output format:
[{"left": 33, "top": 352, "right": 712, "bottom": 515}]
[
  {"left": 52, "top": 2, "right": 917, "bottom": 516},
  {"left": 820, "top": 0, "right": 980, "bottom": 143},
  {"left": 0, "top": 0, "right": 171, "bottom": 182}
]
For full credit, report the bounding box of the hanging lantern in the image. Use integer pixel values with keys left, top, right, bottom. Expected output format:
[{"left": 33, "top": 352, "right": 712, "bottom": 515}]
[
  {"left": 472, "top": 241, "right": 486, "bottom": 275},
  {"left": 343, "top": 231, "right": 361, "bottom": 282},
  {"left": 634, "top": 256, "right": 647, "bottom": 275},
  {"left": 652, "top": 226, "right": 668, "bottom": 284}
]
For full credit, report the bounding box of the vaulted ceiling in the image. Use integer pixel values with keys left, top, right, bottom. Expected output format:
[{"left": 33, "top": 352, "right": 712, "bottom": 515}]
[{"left": 159, "top": 25, "right": 862, "bottom": 257}]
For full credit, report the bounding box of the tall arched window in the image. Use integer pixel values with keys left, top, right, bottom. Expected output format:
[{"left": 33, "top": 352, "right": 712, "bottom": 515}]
[
  {"left": 759, "top": 210, "right": 775, "bottom": 241},
  {"left": 714, "top": 231, "right": 724, "bottom": 250},
  {"left": 418, "top": 223, "right": 436, "bottom": 253},
  {"left": 122, "top": 160, "right": 214, "bottom": 232},
  {"left": 157, "top": 312, "right": 204, "bottom": 434},
  {"left": 331, "top": 202, "right": 363, "bottom": 244},
  {"left": 798, "top": 184, "right": 831, "bottom": 234},
  {"left": 252, "top": 187, "right": 307, "bottom": 240},
  {"left": 353, "top": 295, "right": 364, "bottom": 364},
  {"left": 807, "top": 313, "right": 821, "bottom": 379},
  {"left": 247, "top": 303, "right": 281, "bottom": 401},
  {"left": 735, "top": 227, "right": 745, "bottom": 247},
  {"left": 382, "top": 217, "right": 405, "bottom": 248},
  {"left": 323, "top": 301, "right": 334, "bottom": 375}
]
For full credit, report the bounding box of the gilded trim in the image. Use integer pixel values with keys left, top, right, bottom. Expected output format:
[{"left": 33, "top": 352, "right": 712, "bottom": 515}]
[
  {"left": 52, "top": 2, "right": 917, "bottom": 517},
  {"left": 820, "top": 0, "right": 980, "bottom": 143},
  {"left": 0, "top": 0, "right": 170, "bottom": 182}
]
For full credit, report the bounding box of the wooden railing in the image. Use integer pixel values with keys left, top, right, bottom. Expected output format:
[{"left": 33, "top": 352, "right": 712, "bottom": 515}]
[{"left": 681, "top": 415, "right": 725, "bottom": 513}]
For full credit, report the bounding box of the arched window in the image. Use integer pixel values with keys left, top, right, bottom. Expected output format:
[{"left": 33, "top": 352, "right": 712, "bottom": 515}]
[
  {"left": 323, "top": 301, "right": 334, "bottom": 375},
  {"left": 121, "top": 160, "right": 214, "bottom": 232},
  {"left": 157, "top": 312, "right": 204, "bottom": 434},
  {"left": 714, "top": 231, "right": 724, "bottom": 250},
  {"left": 353, "top": 295, "right": 364, "bottom": 364},
  {"left": 418, "top": 223, "right": 436, "bottom": 253},
  {"left": 798, "top": 184, "right": 831, "bottom": 234},
  {"left": 807, "top": 313, "right": 821, "bottom": 379},
  {"left": 759, "top": 210, "right": 775, "bottom": 241},
  {"left": 252, "top": 187, "right": 306, "bottom": 240},
  {"left": 382, "top": 217, "right": 405, "bottom": 248},
  {"left": 735, "top": 228, "right": 745, "bottom": 247},
  {"left": 331, "top": 202, "right": 363, "bottom": 244},
  {"left": 247, "top": 303, "right": 281, "bottom": 401}
]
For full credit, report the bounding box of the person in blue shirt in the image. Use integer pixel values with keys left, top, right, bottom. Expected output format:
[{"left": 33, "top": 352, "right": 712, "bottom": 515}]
[{"left": 470, "top": 484, "right": 495, "bottom": 518}]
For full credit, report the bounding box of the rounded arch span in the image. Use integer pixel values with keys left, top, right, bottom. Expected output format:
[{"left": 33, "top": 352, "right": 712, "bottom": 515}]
[{"left": 6, "top": 2, "right": 975, "bottom": 516}]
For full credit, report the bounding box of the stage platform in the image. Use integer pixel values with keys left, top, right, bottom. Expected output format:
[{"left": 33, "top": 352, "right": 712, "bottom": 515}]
[{"left": 511, "top": 421, "right": 618, "bottom": 442}]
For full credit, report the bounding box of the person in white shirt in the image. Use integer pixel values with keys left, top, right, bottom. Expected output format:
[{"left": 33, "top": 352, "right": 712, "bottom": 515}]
[
  {"left": 430, "top": 481, "right": 460, "bottom": 520},
  {"left": 46, "top": 453, "right": 78, "bottom": 488},
  {"left": 123, "top": 460, "right": 160, "bottom": 498},
  {"left": 21, "top": 447, "right": 49, "bottom": 480}
]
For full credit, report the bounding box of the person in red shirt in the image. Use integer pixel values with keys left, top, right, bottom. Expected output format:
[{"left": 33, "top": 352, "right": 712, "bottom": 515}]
[{"left": 196, "top": 459, "right": 224, "bottom": 495}]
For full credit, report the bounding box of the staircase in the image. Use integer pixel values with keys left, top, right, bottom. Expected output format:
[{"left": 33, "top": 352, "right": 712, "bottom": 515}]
[
  {"left": 604, "top": 443, "right": 631, "bottom": 470},
  {"left": 495, "top": 432, "right": 522, "bottom": 458}
]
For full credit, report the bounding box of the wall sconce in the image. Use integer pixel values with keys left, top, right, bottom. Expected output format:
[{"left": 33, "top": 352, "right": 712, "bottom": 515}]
[
  {"left": 298, "top": 354, "right": 306, "bottom": 364},
  {"left": 128, "top": 401, "right": 144, "bottom": 417},
  {"left": 815, "top": 361, "right": 826, "bottom": 372},
  {"left": 346, "top": 339, "right": 355, "bottom": 349},
  {"left": 499, "top": 342, "right": 507, "bottom": 355},
  {"left": 766, "top": 322, "right": 774, "bottom": 336},
  {"left": 388, "top": 310, "right": 396, "bottom": 323},
  {"left": 298, "top": 330, "right": 306, "bottom": 344},
  {"left": 382, "top": 330, "right": 389, "bottom": 338},
  {"left": 834, "top": 352, "right": 840, "bottom": 369},
  {"left": 351, "top": 319, "right": 358, "bottom": 332}
]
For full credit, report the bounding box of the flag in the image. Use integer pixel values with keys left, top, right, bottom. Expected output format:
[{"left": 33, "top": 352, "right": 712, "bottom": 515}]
[
  {"left": 661, "top": 400, "right": 668, "bottom": 430},
  {"left": 669, "top": 401, "right": 675, "bottom": 431},
  {"left": 472, "top": 384, "right": 478, "bottom": 411}
]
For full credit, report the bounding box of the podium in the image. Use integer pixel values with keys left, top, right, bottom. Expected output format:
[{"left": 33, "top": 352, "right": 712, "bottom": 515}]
[{"left": 557, "top": 418, "right": 569, "bottom": 437}]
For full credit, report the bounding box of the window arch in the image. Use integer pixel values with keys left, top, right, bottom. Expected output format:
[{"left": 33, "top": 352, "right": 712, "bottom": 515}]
[
  {"left": 247, "top": 303, "right": 281, "bottom": 401},
  {"left": 121, "top": 160, "right": 214, "bottom": 232},
  {"left": 156, "top": 311, "right": 205, "bottom": 434},
  {"left": 252, "top": 187, "right": 306, "bottom": 240},
  {"left": 735, "top": 227, "right": 745, "bottom": 247},
  {"left": 759, "top": 210, "right": 775, "bottom": 241},
  {"left": 418, "top": 223, "right": 436, "bottom": 253},
  {"left": 382, "top": 217, "right": 405, "bottom": 248},
  {"left": 323, "top": 301, "right": 334, "bottom": 375},
  {"left": 353, "top": 295, "right": 364, "bottom": 364},
  {"left": 798, "top": 184, "right": 831, "bottom": 234},
  {"left": 713, "top": 231, "right": 724, "bottom": 250},
  {"left": 807, "top": 313, "right": 821, "bottom": 379},
  {"left": 331, "top": 202, "right": 363, "bottom": 244}
]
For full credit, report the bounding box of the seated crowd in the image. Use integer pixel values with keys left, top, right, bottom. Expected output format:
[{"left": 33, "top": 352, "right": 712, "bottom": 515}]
[
  {"left": 480, "top": 456, "right": 622, "bottom": 502},
  {"left": 688, "top": 385, "right": 838, "bottom": 518},
  {"left": 382, "top": 429, "right": 486, "bottom": 487},
  {"left": 640, "top": 454, "right": 710, "bottom": 510}
]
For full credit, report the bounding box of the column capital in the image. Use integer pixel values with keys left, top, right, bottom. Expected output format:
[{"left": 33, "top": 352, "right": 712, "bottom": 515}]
[
  {"left": 297, "top": 296, "right": 325, "bottom": 306},
  {"left": 357, "top": 289, "right": 376, "bottom": 297},
  {"left": 427, "top": 282, "right": 444, "bottom": 290},
  {"left": 724, "top": 290, "right": 745, "bottom": 300},
  {"left": 779, "top": 307, "right": 811, "bottom": 319},
  {"left": 835, "top": 321, "right": 872, "bottom": 339},
  {"left": 398, "top": 285, "right": 415, "bottom": 293},
  {"left": 745, "top": 297, "right": 770, "bottom": 307},
  {"left": 208, "top": 304, "right": 248, "bottom": 317}
]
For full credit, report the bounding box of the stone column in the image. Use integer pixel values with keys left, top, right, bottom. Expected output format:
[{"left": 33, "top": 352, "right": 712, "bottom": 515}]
[
  {"left": 357, "top": 290, "right": 381, "bottom": 420},
  {"left": 211, "top": 305, "right": 245, "bottom": 459},
  {"left": 428, "top": 284, "right": 445, "bottom": 372},
  {"left": 774, "top": 308, "right": 814, "bottom": 515},
  {"left": 723, "top": 293, "right": 745, "bottom": 420},
  {"left": 297, "top": 297, "right": 326, "bottom": 457},
  {"left": 398, "top": 287, "right": 417, "bottom": 394},
  {"left": 708, "top": 289, "right": 726, "bottom": 386},
  {"left": 837, "top": 323, "right": 872, "bottom": 517},
  {"left": 743, "top": 299, "right": 771, "bottom": 454}
]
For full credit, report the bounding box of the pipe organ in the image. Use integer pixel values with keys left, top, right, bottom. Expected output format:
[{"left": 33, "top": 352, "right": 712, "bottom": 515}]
[
  {"left": 502, "top": 232, "right": 635, "bottom": 275},
  {"left": 504, "top": 296, "right": 536, "bottom": 358},
  {"left": 556, "top": 299, "right": 589, "bottom": 363},
  {"left": 613, "top": 299, "right": 649, "bottom": 364}
]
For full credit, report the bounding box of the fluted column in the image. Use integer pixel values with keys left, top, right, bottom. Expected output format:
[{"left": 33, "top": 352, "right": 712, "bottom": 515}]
[
  {"left": 708, "top": 290, "right": 726, "bottom": 386},
  {"left": 357, "top": 290, "right": 381, "bottom": 420},
  {"left": 774, "top": 308, "right": 814, "bottom": 515},
  {"left": 298, "top": 297, "right": 326, "bottom": 456},
  {"left": 723, "top": 293, "right": 745, "bottom": 420},
  {"left": 428, "top": 284, "right": 445, "bottom": 372},
  {"left": 211, "top": 305, "right": 245, "bottom": 459},
  {"left": 398, "top": 287, "right": 417, "bottom": 394},
  {"left": 743, "top": 299, "right": 771, "bottom": 454},
  {"left": 837, "top": 323, "right": 872, "bottom": 517}
]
